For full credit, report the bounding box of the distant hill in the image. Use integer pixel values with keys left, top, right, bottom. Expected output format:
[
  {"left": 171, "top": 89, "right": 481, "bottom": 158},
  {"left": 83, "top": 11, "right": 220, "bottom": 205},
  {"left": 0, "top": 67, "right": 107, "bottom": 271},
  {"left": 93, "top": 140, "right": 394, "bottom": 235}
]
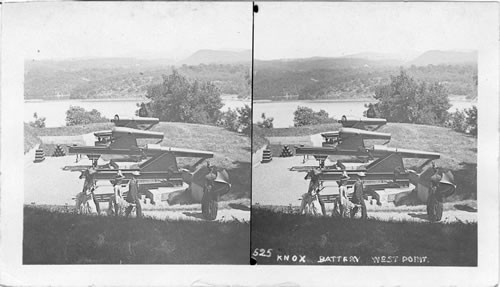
[
  {"left": 180, "top": 49, "right": 251, "bottom": 65},
  {"left": 408, "top": 50, "right": 477, "bottom": 66},
  {"left": 25, "top": 57, "right": 250, "bottom": 100},
  {"left": 342, "top": 52, "right": 406, "bottom": 64}
]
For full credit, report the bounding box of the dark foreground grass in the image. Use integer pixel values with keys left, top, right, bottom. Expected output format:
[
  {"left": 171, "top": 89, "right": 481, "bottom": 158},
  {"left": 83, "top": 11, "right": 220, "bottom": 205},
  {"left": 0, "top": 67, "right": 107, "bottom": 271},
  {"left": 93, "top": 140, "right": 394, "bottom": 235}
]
[
  {"left": 251, "top": 208, "right": 477, "bottom": 266},
  {"left": 24, "top": 206, "right": 249, "bottom": 264}
]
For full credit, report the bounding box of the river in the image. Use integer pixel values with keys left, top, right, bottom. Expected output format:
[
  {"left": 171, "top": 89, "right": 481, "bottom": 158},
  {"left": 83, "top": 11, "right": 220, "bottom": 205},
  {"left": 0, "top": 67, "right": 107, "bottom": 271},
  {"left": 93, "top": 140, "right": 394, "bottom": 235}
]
[
  {"left": 25, "top": 95, "right": 249, "bottom": 127},
  {"left": 254, "top": 98, "right": 476, "bottom": 128}
]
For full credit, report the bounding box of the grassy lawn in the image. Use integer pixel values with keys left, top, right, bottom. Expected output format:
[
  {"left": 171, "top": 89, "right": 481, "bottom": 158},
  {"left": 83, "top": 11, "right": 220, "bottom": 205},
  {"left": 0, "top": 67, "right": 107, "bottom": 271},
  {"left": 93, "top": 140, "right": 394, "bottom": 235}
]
[
  {"left": 148, "top": 122, "right": 251, "bottom": 200},
  {"left": 379, "top": 123, "right": 476, "bottom": 201},
  {"left": 255, "top": 123, "right": 342, "bottom": 138},
  {"left": 24, "top": 124, "right": 42, "bottom": 153},
  {"left": 251, "top": 208, "right": 477, "bottom": 266},
  {"left": 24, "top": 206, "right": 249, "bottom": 264},
  {"left": 32, "top": 122, "right": 114, "bottom": 136}
]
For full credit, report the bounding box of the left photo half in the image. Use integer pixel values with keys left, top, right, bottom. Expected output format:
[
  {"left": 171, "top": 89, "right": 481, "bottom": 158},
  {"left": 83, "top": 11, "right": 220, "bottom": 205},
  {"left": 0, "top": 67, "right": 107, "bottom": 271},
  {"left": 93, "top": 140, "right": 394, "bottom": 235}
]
[{"left": 14, "top": 2, "right": 251, "bottom": 264}]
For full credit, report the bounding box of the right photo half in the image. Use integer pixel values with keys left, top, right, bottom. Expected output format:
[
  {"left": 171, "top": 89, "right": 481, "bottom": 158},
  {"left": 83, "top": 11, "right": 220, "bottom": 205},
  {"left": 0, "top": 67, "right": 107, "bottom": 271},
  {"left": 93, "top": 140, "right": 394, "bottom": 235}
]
[{"left": 251, "top": 2, "right": 479, "bottom": 266}]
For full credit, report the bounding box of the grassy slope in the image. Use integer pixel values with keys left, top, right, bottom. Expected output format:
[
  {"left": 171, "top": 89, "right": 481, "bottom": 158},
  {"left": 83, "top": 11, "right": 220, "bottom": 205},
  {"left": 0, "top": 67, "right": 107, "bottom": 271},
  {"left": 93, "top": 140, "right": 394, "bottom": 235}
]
[
  {"left": 148, "top": 122, "right": 251, "bottom": 200},
  {"left": 251, "top": 208, "right": 476, "bottom": 266},
  {"left": 255, "top": 122, "right": 476, "bottom": 200},
  {"left": 33, "top": 122, "right": 114, "bottom": 136},
  {"left": 379, "top": 123, "right": 476, "bottom": 200},
  {"left": 24, "top": 124, "right": 42, "bottom": 153},
  {"left": 24, "top": 206, "right": 249, "bottom": 264}
]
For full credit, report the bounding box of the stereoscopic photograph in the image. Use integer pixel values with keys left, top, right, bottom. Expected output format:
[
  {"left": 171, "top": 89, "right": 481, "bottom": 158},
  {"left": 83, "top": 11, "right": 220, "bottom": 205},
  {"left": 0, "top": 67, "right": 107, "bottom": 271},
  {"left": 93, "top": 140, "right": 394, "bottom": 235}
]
[
  {"left": 18, "top": 2, "right": 252, "bottom": 264},
  {"left": 251, "top": 2, "right": 480, "bottom": 266}
]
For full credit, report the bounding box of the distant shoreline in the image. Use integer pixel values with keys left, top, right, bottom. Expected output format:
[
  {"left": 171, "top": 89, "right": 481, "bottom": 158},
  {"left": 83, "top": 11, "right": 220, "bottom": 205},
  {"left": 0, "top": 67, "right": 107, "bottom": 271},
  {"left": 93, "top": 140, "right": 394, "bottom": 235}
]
[
  {"left": 254, "top": 98, "right": 376, "bottom": 104},
  {"left": 25, "top": 94, "right": 246, "bottom": 103},
  {"left": 25, "top": 97, "right": 146, "bottom": 103}
]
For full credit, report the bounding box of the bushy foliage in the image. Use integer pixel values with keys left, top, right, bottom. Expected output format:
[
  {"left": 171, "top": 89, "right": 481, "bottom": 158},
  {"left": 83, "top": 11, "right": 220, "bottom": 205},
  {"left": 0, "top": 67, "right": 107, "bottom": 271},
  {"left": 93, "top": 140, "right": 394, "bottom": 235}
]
[
  {"left": 293, "top": 106, "right": 335, "bottom": 127},
  {"left": 219, "top": 108, "right": 240, "bottom": 132},
  {"left": 465, "top": 106, "right": 478, "bottom": 136},
  {"left": 141, "top": 70, "right": 223, "bottom": 125},
  {"left": 237, "top": 104, "right": 252, "bottom": 136},
  {"left": 373, "top": 70, "right": 451, "bottom": 126},
  {"left": 218, "top": 104, "right": 252, "bottom": 136},
  {"left": 363, "top": 103, "right": 379, "bottom": 118},
  {"left": 29, "top": 112, "right": 46, "bottom": 128},
  {"left": 65, "top": 106, "right": 108, "bottom": 126},
  {"left": 447, "top": 106, "right": 477, "bottom": 136},
  {"left": 256, "top": 113, "right": 274, "bottom": 129}
]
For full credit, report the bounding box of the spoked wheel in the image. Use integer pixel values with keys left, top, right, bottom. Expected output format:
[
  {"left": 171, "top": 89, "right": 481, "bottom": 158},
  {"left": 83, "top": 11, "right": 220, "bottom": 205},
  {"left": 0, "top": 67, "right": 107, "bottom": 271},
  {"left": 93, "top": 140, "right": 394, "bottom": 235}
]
[
  {"left": 201, "top": 190, "right": 218, "bottom": 220},
  {"left": 427, "top": 193, "right": 443, "bottom": 222}
]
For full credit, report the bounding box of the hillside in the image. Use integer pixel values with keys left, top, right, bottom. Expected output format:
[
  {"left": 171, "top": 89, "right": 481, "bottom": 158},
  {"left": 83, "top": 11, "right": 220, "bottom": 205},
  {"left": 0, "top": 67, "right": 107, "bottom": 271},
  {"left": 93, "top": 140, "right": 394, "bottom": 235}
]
[
  {"left": 254, "top": 50, "right": 477, "bottom": 101},
  {"left": 180, "top": 49, "right": 251, "bottom": 65},
  {"left": 408, "top": 50, "right": 477, "bottom": 66},
  {"left": 25, "top": 58, "right": 250, "bottom": 100}
]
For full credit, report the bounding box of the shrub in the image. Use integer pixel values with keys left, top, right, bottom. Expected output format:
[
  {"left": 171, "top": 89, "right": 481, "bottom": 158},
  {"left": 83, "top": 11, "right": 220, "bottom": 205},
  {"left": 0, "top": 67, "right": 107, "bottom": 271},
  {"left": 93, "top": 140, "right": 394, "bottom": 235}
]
[
  {"left": 218, "top": 104, "right": 251, "bottom": 136},
  {"left": 447, "top": 106, "right": 477, "bottom": 136},
  {"left": 293, "top": 106, "right": 335, "bottom": 127},
  {"left": 29, "top": 112, "right": 46, "bottom": 128},
  {"left": 65, "top": 106, "right": 107, "bottom": 126},
  {"left": 256, "top": 113, "right": 274, "bottom": 129}
]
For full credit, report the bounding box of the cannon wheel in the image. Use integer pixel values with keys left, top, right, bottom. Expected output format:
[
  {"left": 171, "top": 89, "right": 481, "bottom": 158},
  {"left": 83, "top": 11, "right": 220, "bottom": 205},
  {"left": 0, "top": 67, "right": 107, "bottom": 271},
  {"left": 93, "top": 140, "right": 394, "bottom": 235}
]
[
  {"left": 426, "top": 193, "right": 443, "bottom": 222},
  {"left": 201, "top": 190, "right": 218, "bottom": 220}
]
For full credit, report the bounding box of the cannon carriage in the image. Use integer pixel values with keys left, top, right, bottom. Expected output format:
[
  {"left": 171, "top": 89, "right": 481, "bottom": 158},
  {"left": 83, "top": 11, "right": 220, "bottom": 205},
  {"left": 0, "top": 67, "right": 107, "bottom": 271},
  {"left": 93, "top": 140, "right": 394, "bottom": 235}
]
[
  {"left": 292, "top": 116, "right": 456, "bottom": 221},
  {"left": 69, "top": 115, "right": 230, "bottom": 220}
]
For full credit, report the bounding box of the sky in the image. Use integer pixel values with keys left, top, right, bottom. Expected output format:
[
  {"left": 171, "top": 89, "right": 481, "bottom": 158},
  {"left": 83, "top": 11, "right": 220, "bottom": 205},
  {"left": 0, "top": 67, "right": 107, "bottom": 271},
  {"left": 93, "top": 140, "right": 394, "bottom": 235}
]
[
  {"left": 255, "top": 2, "right": 492, "bottom": 60},
  {"left": 2, "top": 2, "right": 252, "bottom": 61}
]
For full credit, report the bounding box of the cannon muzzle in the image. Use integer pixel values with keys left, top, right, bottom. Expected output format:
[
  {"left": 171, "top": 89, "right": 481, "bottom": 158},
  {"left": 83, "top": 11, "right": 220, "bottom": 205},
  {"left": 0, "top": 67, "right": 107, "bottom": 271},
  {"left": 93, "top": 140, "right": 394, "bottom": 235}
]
[{"left": 339, "top": 115, "right": 387, "bottom": 130}]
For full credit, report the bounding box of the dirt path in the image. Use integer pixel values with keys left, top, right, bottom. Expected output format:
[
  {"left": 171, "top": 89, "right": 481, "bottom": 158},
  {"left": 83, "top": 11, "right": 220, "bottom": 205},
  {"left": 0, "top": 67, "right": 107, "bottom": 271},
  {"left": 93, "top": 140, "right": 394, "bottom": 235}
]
[{"left": 253, "top": 156, "right": 477, "bottom": 223}]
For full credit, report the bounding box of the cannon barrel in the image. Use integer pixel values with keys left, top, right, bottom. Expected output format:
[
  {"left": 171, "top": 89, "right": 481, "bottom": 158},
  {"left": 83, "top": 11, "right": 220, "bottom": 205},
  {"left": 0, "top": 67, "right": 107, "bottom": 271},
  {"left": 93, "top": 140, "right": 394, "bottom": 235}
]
[
  {"left": 295, "top": 145, "right": 439, "bottom": 160},
  {"left": 110, "top": 127, "right": 164, "bottom": 139},
  {"left": 338, "top": 128, "right": 391, "bottom": 140},
  {"left": 111, "top": 115, "right": 160, "bottom": 130},
  {"left": 371, "top": 145, "right": 440, "bottom": 159},
  {"left": 295, "top": 146, "right": 366, "bottom": 156},
  {"left": 339, "top": 115, "right": 387, "bottom": 129},
  {"left": 68, "top": 145, "right": 214, "bottom": 158}
]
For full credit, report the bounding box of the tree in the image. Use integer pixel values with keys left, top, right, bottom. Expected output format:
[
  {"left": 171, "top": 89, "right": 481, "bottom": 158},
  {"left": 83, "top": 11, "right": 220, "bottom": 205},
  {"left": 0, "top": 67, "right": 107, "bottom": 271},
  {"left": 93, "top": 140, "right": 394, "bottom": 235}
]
[
  {"left": 217, "top": 104, "right": 251, "bottom": 136},
  {"left": 373, "top": 70, "right": 451, "bottom": 125},
  {"left": 256, "top": 113, "right": 274, "bottom": 129},
  {"left": 364, "top": 103, "right": 378, "bottom": 118},
  {"left": 219, "top": 108, "right": 239, "bottom": 132},
  {"left": 446, "top": 105, "right": 477, "bottom": 137},
  {"left": 447, "top": 109, "right": 467, "bottom": 133},
  {"left": 293, "top": 106, "right": 335, "bottom": 127},
  {"left": 65, "top": 106, "right": 107, "bottom": 126},
  {"left": 140, "top": 70, "right": 223, "bottom": 125},
  {"left": 465, "top": 105, "right": 477, "bottom": 136},
  {"left": 29, "top": 112, "right": 46, "bottom": 128},
  {"left": 237, "top": 104, "right": 252, "bottom": 135}
]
